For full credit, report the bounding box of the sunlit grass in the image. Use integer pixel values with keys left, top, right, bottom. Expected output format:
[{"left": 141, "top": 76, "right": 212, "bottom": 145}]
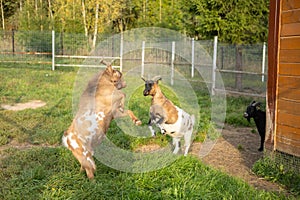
[{"left": 0, "top": 65, "right": 292, "bottom": 199}]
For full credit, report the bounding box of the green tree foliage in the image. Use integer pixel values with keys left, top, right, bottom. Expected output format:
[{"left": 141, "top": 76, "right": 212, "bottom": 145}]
[
  {"left": 181, "top": 0, "right": 269, "bottom": 43},
  {"left": 2, "top": 0, "right": 269, "bottom": 44}
]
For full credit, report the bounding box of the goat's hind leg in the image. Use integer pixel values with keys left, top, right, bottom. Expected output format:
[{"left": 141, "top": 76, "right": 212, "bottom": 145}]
[
  {"left": 172, "top": 137, "right": 181, "bottom": 154},
  {"left": 183, "top": 131, "right": 193, "bottom": 156}
]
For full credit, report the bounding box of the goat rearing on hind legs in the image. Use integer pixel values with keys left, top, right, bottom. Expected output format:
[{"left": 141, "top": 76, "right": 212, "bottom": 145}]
[
  {"left": 63, "top": 61, "right": 141, "bottom": 179},
  {"left": 142, "top": 76, "right": 195, "bottom": 156}
]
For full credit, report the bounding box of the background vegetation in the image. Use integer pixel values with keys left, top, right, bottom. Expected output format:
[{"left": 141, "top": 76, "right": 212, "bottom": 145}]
[{"left": 1, "top": 0, "right": 269, "bottom": 45}]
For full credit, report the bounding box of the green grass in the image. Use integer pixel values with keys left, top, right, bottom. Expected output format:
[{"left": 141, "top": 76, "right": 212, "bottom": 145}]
[
  {"left": 225, "top": 95, "right": 266, "bottom": 127},
  {"left": 0, "top": 64, "right": 76, "bottom": 145},
  {"left": 253, "top": 155, "right": 300, "bottom": 196},
  {"left": 0, "top": 147, "right": 286, "bottom": 200},
  {"left": 0, "top": 64, "right": 295, "bottom": 199}
]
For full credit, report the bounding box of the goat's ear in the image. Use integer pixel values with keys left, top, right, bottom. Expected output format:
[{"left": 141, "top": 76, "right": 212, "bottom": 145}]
[
  {"left": 252, "top": 101, "right": 261, "bottom": 109},
  {"left": 255, "top": 102, "right": 262, "bottom": 109},
  {"left": 106, "top": 64, "right": 113, "bottom": 74},
  {"left": 101, "top": 60, "right": 113, "bottom": 74}
]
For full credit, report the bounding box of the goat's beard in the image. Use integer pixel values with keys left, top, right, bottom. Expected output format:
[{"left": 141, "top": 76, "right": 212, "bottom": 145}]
[{"left": 246, "top": 117, "right": 251, "bottom": 122}]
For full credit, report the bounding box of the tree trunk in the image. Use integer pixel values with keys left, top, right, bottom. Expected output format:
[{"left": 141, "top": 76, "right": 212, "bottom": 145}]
[
  {"left": 235, "top": 45, "right": 243, "bottom": 91},
  {"left": 48, "top": 0, "right": 53, "bottom": 29},
  {"left": 92, "top": 1, "right": 99, "bottom": 50},
  {"left": 81, "top": 0, "right": 88, "bottom": 37},
  {"left": 1, "top": 0, "right": 5, "bottom": 30}
]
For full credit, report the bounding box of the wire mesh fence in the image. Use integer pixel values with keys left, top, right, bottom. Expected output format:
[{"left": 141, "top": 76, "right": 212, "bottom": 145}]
[
  {"left": 1, "top": 30, "right": 300, "bottom": 172},
  {"left": 0, "top": 30, "right": 266, "bottom": 96}
]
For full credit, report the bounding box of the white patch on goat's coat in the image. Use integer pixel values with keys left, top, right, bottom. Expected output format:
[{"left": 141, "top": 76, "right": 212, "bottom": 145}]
[
  {"left": 62, "top": 134, "right": 68, "bottom": 148},
  {"left": 87, "top": 157, "right": 96, "bottom": 170},
  {"left": 96, "top": 111, "right": 105, "bottom": 121},
  {"left": 161, "top": 106, "right": 193, "bottom": 136},
  {"left": 63, "top": 132, "right": 80, "bottom": 149},
  {"left": 154, "top": 106, "right": 194, "bottom": 156},
  {"left": 76, "top": 110, "right": 106, "bottom": 136}
]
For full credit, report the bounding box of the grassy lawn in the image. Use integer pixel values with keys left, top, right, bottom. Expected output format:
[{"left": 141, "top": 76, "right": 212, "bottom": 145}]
[
  {"left": 0, "top": 147, "right": 285, "bottom": 200},
  {"left": 0, "top": 64, "right": 293, "bottom": 199}
]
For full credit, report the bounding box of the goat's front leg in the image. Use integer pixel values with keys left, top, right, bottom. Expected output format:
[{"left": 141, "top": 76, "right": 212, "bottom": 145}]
[
  {"left": 148, "top": 119, "right": 156, "bottom": 137},
  {"left": 258, "top": 131, "right": 265, "bottom": 152},
  {"left": 127, "top": 110, "right": 142, "bottom": 125},
  {"left": 113, "top": 108, "right": 142, "bottom": 125},
  {"left": 112, "top": 92, "right": 141, "bottom": 125}
]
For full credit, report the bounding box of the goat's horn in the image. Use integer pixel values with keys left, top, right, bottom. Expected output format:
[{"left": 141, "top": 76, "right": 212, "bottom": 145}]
[
  {"left": 152, "top": 76, "right": 162, "bottom": 82},
  {"left": 100, "top": 59, "right": 110, "bottom": 66},
  {"left": 252, "top": 101, "right": 261, "bottom": 107},
  {"left": 141, "top": 76, "right": 146, "bottom": 82}
]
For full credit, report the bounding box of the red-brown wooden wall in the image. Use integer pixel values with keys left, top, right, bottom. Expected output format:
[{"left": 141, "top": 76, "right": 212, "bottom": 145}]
[{"left": 268, "top": 0, "right": 300, "bottom": 157}]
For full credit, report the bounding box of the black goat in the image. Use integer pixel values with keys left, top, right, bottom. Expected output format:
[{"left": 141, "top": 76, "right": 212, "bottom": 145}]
[{"left": 243, "top": 101, "right": 266, "bottom": 151}]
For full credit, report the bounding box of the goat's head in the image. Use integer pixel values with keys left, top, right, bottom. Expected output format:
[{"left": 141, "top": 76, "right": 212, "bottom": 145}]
[
  {"left": 101, "top": 60, "right": 126, "bottom": 89},
  {"left": 141, "top": 76, "right": 162, "bottom": 96},
  {"left": 244, "top": 101, "right": 261, "bottom": 122}
]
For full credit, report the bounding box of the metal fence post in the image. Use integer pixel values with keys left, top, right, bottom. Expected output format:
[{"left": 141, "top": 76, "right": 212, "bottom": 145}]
[
  {"left": 120, "top": 31, "right": 123, "bottom": 72},
  {"left": 141, "top": 41, "right": 145, "bottom": 77},
  {"left": 212, "top": 36, "right": 218, "bottom": 95},
  {"left": 52, "top": 30, "right": 55, "bottom": 71},
  {"left": 262, "top": 42, "right": 266, "bottom": 82},
  {"left": 171, "top": 41, "right": 175, "bottom": 85},
  {"left": 191, "top": 38, "right": 195, "bottom": 78}
]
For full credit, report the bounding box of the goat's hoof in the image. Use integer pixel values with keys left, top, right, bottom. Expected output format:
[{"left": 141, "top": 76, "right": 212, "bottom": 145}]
[
  {"left": 258, "top": 148, "right": 264, "bottom": 152},
  {"left": 134, "top": 120, "right": 142, "bottom": 126}
]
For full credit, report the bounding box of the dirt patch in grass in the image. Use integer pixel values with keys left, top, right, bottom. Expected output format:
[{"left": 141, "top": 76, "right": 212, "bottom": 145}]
[
  {"left": 1, "top": 100, "right": 46, "bottom": 111},
  {"left": 135, "top": 125, "right": 289, "bottom": 195},
  {"left": 193, "top": 125, "right": 289, "bottom": 195}
]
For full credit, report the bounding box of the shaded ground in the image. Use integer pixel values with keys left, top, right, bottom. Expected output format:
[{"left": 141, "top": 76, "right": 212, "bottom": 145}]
[{"left": 191, "top": 125, "right": 288, "bottom": 195}]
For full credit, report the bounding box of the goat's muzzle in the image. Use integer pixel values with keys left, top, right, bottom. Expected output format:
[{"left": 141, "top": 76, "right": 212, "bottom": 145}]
[
  {"left": 243, "top": 112, "right": 251, "bottom": 122},
  {"left": 143, "top": 89, "right": 150, "bottom": 96}
]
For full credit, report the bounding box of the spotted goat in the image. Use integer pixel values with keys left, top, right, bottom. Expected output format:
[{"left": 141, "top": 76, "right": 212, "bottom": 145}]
[
  {"left": 142, "top": 76, "right": 195, "bottom": 156},
  {"left": 63, "top": 61, "right": 141, "bottom": 179}
]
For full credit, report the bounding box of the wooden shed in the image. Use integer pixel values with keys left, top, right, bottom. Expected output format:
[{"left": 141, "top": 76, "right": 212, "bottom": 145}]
[{"left": 267, "top": 0, "right": 300, "bottom": 157}]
